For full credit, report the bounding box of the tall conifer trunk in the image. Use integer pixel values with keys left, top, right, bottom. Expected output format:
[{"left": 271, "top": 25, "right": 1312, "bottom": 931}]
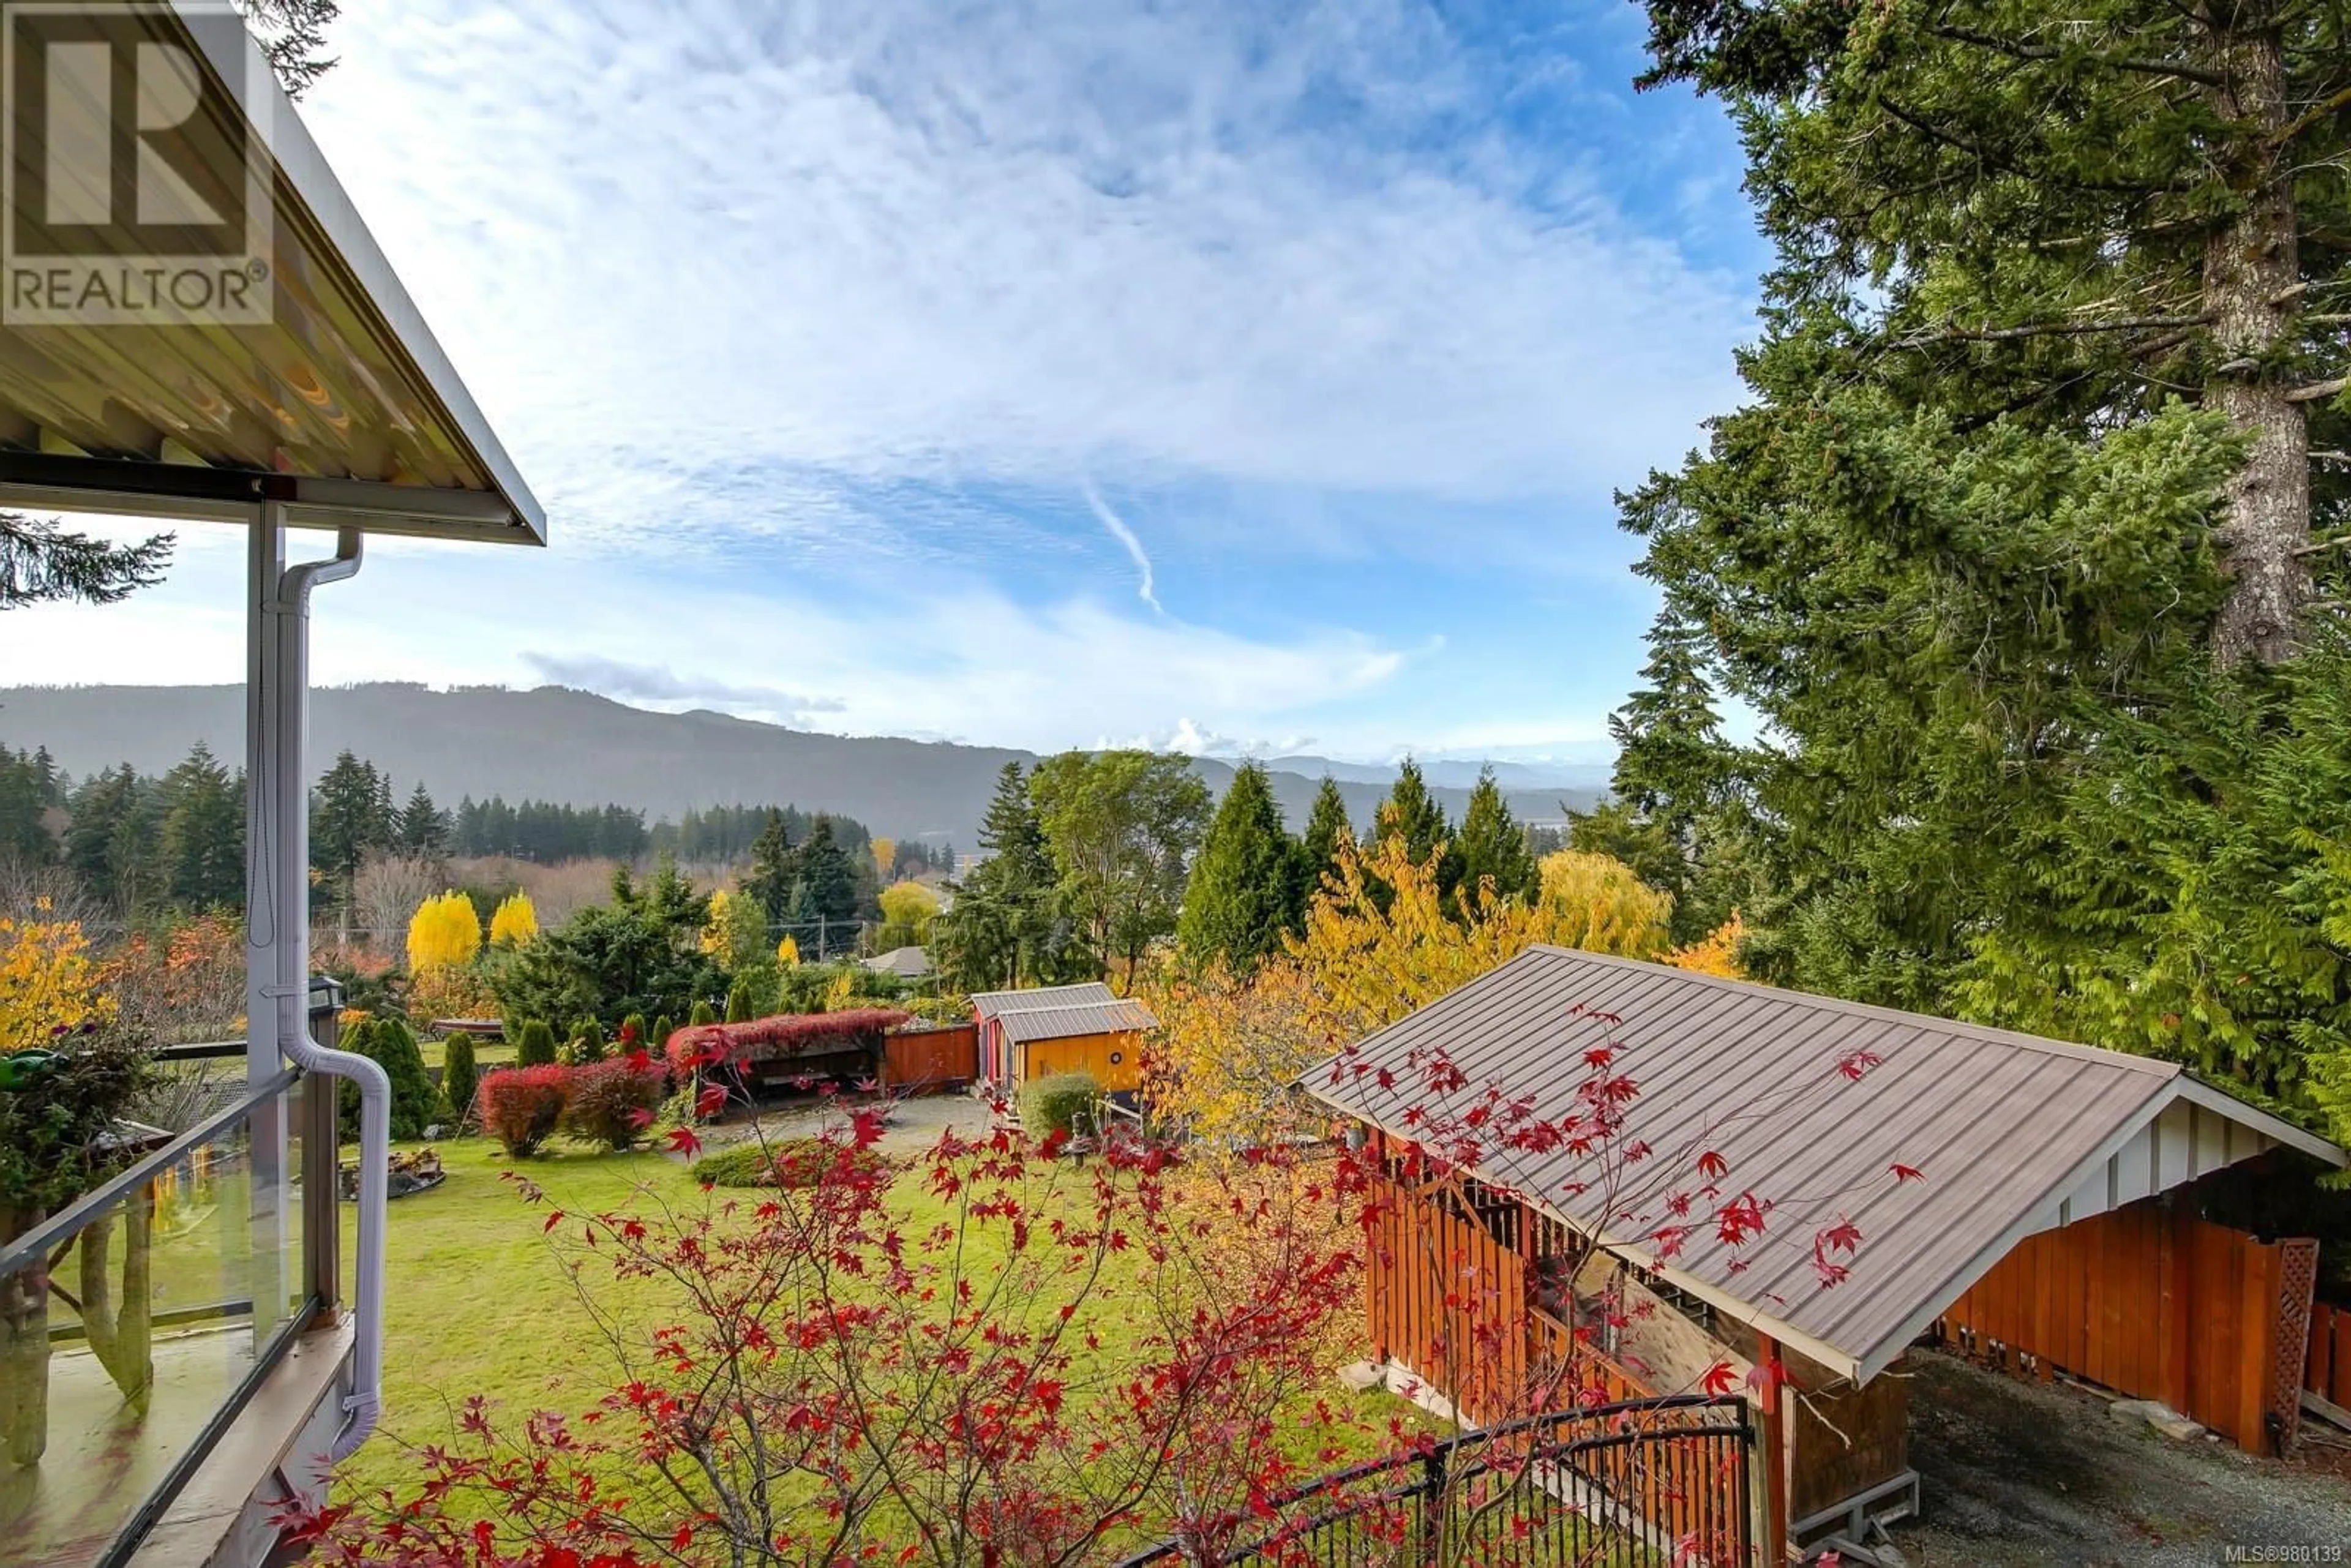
[{"left": 2202, "top": 0, "right": 2309, "bottom": 667}]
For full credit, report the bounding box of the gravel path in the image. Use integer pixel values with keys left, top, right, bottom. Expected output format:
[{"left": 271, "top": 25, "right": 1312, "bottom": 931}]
[
  {"left": 705, "top": 1091, "right": 994, "bottom": 1155},
  {"left": 1895, "top": 1350, "right": 2351, "bottom": 1566}
]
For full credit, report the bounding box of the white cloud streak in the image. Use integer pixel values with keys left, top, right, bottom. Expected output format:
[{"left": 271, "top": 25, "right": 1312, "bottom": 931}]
[{"left": 1081, "top": 479, "right": 1161, "bottom": 613}]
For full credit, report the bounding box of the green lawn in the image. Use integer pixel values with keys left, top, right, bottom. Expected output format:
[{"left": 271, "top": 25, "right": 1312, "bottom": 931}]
[
  {"left": 416, "top": 1037, "right": 516, "bottom": 1072},
  {"left": 338, "top": 1138, "right": 1401, "bottom": 1509}
]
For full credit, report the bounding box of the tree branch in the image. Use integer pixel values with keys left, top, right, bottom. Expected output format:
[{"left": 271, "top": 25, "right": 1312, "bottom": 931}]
[
  {"left": 1924, "top": 22, "right": 2224, "bottom": 86},
  {"left": 1890, "top": 313, "right": 2210, "bottom": 349},
  {"left": 2286, "top": 375, "right": 2350, "bottom": 402}
]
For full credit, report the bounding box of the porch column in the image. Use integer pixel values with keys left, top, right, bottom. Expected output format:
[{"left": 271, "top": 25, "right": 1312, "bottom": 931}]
[{"left": 244, "top": 512, "right": 291, "bottom": 1346}]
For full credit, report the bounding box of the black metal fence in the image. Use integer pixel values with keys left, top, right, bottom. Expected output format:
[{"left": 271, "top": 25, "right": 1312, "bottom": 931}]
[{"left": 1114, "top": 1394, "right": 1754, "bottom": 1568}]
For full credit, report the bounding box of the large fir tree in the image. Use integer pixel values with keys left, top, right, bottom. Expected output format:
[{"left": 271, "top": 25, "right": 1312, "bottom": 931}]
[
  {"left": 157, "top": 742, "right": 244, "bottom": 910},
  {"left": 1611, "top": 0, "right": 2351, "bottom": 1134},
  {"left": 1176, "top": 762, "right": 1299, "bottom": 973},
  {"left": 1452, "top": 767, "right": 1537, "bottom": 909},
  {"left": 1297, "top": 775, "right": 1354, "bottom": 911},
  {"left": 934, "top": 761, "right": 1060, "bottom": 991}
]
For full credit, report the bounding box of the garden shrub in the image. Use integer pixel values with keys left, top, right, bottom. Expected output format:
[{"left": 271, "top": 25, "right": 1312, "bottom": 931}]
[
  {"left": 651, "top": 1014, "right": 674, "bottom": 1054},
  {"left": 571, "top": 1018, "right": 607, "bottom": 1063},
  {"left": 513, "top": 1019, "right": 558, "bottom": 1067},
  {"left": 1018, "top": 1071, "right": 1104, "bottom": 1139},
  {"left": 691, "top": 1137, "right": 885, "bottom": 1190},
  {"left": 688, "top": 1000, "right": 718, "bottom": 1027},
  {"left": 620, "top": 1012, "right": 649, "bottom": 1053},
  {"left": 440, "top": 1035, "right": 479, "bottom": 1130},
  {"left": 478, "top": 1064, "right": 572, "bottom": 1157},
  {"left": 563, "top": 1056, "right": 666, "bottom": 1150},
  {"left": 339, "top": 1017, "right": 436, "bottom": 1141},
  {"left": 724, "top": 980, "right": 754, "bottom": 1023}
]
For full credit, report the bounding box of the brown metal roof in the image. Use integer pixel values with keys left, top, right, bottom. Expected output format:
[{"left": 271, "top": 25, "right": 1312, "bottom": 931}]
[
  {"left": 997, "top": 999, "right": 1155, "bottom": 1044},
  {"left": 1306, "top": 945, "right": 2341, "bottom": 1384},
  {"left": 970, "top": 983, "right": 1117, "bottom": 1022}
]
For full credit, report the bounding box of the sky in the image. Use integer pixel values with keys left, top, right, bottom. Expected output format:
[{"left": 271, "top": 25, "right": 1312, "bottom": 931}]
[{"left": 0, "top": 0, "right": 1765, "bottom": 770}]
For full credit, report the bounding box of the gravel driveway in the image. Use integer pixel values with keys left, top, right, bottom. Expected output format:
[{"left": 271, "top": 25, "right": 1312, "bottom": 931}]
[
  {"left": 707, "top": 1090, "right": 995, "bottom": 1156},
  {"left": 1895, "top": 1349, "right": 2351, "bottom": 1566}
]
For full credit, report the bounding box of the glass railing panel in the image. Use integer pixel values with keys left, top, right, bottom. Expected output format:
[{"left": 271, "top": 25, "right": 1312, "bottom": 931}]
[{"left": 1, "top": 1073, "right": 309, "bottom": 1568}]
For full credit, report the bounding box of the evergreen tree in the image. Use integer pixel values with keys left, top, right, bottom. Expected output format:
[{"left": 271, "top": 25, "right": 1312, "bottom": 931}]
[
  {"left": 1298, "top": 776, "right": 1353, "bottom": 910},
  {"left": 312, "top": 752, "right": 392, "bottom": 924},
  {"left": 744, "top": 808, "right": 800, "bottom": 926},
  {"left": 512, "top": 1019, "right": 558, "bottom": 1068},
  {"left": 934, "top": 762, "right": 1060, "bottom": 991},
  {"left": 157, "top": 741, "right": 244, "bottom": 910},
  {"left": 0, "top": 745, "right": 54, "bottom": 866},
  {"left": 1373, "top": 757, "right": 1449, "bottom": 866},
  {"left": 440, "top": 1033, "right": 479, "bottom": 1129},
  {"left": 1452, "top": 767, "right": 1537, "bottom": 908},
  {"left": 0, "top": 513, "right": 170, "bottom": 608},
  {"left": 397, "top": 781, "right": 447, "bottom": 857},
  {"left": 795, "top": 817, "right": 860, "bottom": 952},
  {"left": 1176, "top": 762, "right": 1299, "bottom": 973},
  {"left": 64, "top": 764, "right": 156, "bottom": 913}
]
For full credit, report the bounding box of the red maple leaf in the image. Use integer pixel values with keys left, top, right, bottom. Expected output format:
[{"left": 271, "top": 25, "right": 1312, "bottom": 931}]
[
  {"left": 1698, "top": 1360, "right": 1736, "bottom": 1398},
  {"left": 1696, "top": 1149, "right": 1728, "bottom": 1181},
  {"left": 1889, "top": 1162, "right": 1925, "bottom": 1184},
  {"left": 665, "top": 1126, "right": 702, "bottom": 1160}
]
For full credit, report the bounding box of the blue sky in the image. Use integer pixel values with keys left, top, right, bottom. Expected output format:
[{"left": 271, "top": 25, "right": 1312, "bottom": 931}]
[{"left": 1, "top": 0, "right": 1764, "bottom": 767}]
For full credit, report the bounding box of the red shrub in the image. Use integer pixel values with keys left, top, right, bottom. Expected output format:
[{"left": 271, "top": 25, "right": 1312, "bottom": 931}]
[
  {"left": 563, "top": 1056, "right": 666, "bottom": 1150},
  {"left": 478, "top": 1064, "right": 572, "bottom": 1157}
]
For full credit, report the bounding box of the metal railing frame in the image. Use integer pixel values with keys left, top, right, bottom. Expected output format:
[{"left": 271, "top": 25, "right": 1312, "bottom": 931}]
[{"left": 1111, "top": 1393, "right": 1755, "bottom": 1567}]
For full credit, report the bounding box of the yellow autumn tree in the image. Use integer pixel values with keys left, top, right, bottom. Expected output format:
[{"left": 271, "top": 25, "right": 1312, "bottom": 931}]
[
  {"left": 777, "top": 934, "right": 800, "bottom": 966},
  {"left": 1532, "top": 850, "right": 1673, "bottom": 960},
  {"left": 1664, "top": 912, "right": 1747, "bottom": 980},
  {"left": 0, "top": 913, "right": 114, "bottom": 1054},
  {"left": 1139, "top": 955, "right": 1333, "bottom": 1149},
  {"left": 488, "top": 891, "right": 538, "bottom": 947},
  {"left": 876, "top": 880, "right": 940, "bottom": 948},
  {"left": 702, "top": 888, "right": 768, "bottom": 970},
  {"left": 872, "top": 837, "right": 896, "bottom": 877},
  {"left": 406, "top": 890, "right": 481, "bottom": 973}
]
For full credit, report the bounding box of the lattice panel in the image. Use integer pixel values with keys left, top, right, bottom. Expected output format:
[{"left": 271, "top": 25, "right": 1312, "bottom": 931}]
[{"left": 2273, "top": 1237, "right": 2319, "bottom": 1453}]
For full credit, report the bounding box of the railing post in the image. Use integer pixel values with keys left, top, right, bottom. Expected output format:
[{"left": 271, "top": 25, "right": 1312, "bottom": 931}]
[
  {"left": 1418, "top": 1445, "right": 1448, "bottom": 1566},
  {"left": 304, "top": 1068, "right": 340, "bottom": 1322}
]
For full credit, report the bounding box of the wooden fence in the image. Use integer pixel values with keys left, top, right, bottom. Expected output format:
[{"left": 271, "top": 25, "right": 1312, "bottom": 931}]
[
  {"left": 1365, "top": 1172, "right": 1753, "bottom": 1558},
  {"left": 1933, "top": 1198, "right": 2312, "bottom": 1451},
  {"left": 2308, "top": 1302, "right": 2351, "bottom": 1412},
  {"left": 880, "top": 1024, "right": 977, "bottom": 1093}
]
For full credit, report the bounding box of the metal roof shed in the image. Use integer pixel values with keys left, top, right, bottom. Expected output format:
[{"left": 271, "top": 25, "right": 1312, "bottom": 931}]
[
  {"left": 0, "top": 7, "right": 542, "bottom": 1556},
  {"left": 1308, "top": 945, "right": 2344, "bottom": 1386}
]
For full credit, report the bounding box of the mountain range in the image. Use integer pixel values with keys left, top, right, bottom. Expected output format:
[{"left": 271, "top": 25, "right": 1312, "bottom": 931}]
[{"left": 0, "top": 683, "right": 1605, "bottom": 851}]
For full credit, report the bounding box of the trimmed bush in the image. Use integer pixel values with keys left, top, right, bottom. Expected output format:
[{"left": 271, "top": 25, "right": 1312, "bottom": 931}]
[
  {"left": 691, "top": 1137, "right": 885, "bottom": 1190},
  {"left": 571, "top": 1018, "right": 607, "bottom": 1063},
  {"left": 563, "top": 1056, "right": 666, "bottom": 1150},
  {"left": 620, "top": 1012, "right": 650, "bottom": 1053},
  {"left": 441, "top": 1035, "right": 479, "bottom": 1130},
  {"left": 688, "top": 1000, "right": 718, "bottom": 1027},
  {"left": 339, "top": 1017, "right": 436, "bottom": 1141},
  {"left": 724, "top": 980, "right": 754, "bottom": 1024},
  {"left": 1018, "top": 1071, "right": 1104, "bottom": 1140},
  {"left": 651, "top": 1013, "right": 675, "bottom": 1054},
  {"left": 513, "top": 1019, "right": 558, "bottom": 1068},
  {"left": 479, "top": 1064, "right": 572, "bottom": 1157}
]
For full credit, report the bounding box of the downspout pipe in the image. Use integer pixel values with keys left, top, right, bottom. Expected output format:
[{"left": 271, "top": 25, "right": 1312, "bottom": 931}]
[{"left": 271, "top": 526, "right": 389, "bottom": 1461}]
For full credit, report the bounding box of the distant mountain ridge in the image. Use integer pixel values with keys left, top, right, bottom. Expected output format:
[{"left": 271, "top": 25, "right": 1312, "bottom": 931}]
[{"left": 0, "top": 683, "right": 1603, "bottom": 851}]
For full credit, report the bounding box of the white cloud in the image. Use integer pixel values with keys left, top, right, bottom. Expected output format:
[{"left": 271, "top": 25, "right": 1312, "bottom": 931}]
[
  {"left": 296, "top": 0, "right": 1750, "bottom": 560},
  {"left": 1081, "top": 480, "right": 1161, "bottom": 613}
]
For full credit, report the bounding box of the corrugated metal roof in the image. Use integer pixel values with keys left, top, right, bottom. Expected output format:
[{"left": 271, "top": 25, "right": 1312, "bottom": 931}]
[
  {"left": 862, "top": 946, "right": 932, "bottom": 978},
  {"left": 997, "top": 999, "right": 1155, "bottom": 1043},
  {"left": 0, "top": 3, "right": 542, "bottom": 543},
  {"left": 1307, "top": 945, "right": 2342, "bottom": 1384},
  {"left": 970, "top": 983, "right": 1117, "bottom": 1022}
]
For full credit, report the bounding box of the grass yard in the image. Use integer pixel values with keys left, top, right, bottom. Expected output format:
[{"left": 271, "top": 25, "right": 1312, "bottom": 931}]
[
  {"left": 416, "top": 1037, "right": 516, "bottom": 1072},
  {"left": 337, "top": 1136, "right": 1400, "bottom": 1510}
]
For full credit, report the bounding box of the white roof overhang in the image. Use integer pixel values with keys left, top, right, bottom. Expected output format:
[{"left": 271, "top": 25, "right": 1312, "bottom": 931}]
[{"left": 0, "top": 1, "right": 541, "bottom": 542}]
